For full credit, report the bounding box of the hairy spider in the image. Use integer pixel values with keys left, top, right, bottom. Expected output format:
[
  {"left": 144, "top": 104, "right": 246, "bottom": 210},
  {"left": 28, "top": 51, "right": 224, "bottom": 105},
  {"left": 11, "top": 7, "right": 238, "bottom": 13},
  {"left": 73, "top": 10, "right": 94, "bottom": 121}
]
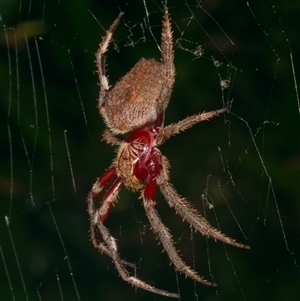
[{"left": 87, "top": 7, "right": 250, "bottom": 298}]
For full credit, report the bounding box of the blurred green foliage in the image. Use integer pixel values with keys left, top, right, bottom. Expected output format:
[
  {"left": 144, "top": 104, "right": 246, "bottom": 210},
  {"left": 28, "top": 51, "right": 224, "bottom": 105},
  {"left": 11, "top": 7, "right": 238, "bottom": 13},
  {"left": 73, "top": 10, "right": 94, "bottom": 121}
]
[{"left": 1, "top": 0, "right": 299, "bottom": 300}]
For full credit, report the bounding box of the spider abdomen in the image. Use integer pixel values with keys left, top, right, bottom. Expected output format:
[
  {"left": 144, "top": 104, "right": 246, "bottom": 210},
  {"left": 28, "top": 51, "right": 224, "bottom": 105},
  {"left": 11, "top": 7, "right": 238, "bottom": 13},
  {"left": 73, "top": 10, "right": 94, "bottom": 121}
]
[{"left": 100, "top": 58, "right": 166, "bottom": 134}]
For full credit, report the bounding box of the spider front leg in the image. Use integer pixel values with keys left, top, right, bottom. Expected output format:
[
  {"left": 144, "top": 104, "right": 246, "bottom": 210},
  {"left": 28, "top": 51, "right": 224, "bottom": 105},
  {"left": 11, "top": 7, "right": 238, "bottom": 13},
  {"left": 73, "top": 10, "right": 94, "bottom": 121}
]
[
  {"left": 142, "top": 149, "right": 216, "bottom": 286},
  {"left": 88, "top": 166, "right": 122, "bottom": 256},
  {"left": 91, "top": 166, "right": 116, "bottom": 197},
  {"left": 90, "top": 166, "right": 123, "bottom": 221},
  {"left": 88, "top": 166, "right": 179, "bottom": 298},
  {"left": 88, "top": 192, "right": 179, "bottom": 298},
  {"left": 88, "top": 190, "right": 117, "bottom": 262},
  {"left": 88, "top": 166, "right": 123, "bottom": 260}
]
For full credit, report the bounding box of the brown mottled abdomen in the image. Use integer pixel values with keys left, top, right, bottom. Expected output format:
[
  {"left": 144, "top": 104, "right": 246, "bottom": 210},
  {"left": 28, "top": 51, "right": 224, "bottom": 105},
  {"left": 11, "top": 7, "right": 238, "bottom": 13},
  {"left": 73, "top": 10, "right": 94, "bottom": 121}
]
[{"left": 100, "top": 58, "right": 166, "bottom": 134}]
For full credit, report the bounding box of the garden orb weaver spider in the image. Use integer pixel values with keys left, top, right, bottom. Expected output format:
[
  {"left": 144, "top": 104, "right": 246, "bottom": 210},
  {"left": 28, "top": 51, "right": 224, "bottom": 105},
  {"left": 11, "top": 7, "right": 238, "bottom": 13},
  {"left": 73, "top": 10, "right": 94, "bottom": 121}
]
[{"left": 87, "top": 7, "right": 250, "bottom": 298}]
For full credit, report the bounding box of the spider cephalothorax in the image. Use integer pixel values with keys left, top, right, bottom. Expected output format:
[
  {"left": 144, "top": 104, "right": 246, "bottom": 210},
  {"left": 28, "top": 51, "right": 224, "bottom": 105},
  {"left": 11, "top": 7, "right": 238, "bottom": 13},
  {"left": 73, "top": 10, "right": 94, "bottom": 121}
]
[{"left": 88, "top": 7, "right": 249, "bottom": 298}]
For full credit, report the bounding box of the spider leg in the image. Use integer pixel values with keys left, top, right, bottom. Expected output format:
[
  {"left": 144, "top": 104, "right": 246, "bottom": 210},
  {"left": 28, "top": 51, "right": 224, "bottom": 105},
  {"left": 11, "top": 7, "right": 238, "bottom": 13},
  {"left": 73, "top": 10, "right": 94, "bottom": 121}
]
[
  {"left": 142, "top": 150, "right": 216, "bottom": 286},
  {"left": 96, "top": 12, "right": 124, "bottom": 104},
  {"left": 90, "top": 165, "right": 124, "bottom": 223},
  {"left": 92, "top": 229, "right": 136, "bottom": 269},
  {"left": 91, "top": 166, "right": 117, "bottom": 198},
  {"left": 156, "top": 7, "right": 175, "bottom": 120},
  {"left": 87, "top": 193, "right": 179, "bottom": 298},
  {"left": 88, "top": 166, "right": 179, "bottom": 298},
  {"left": 157, "top": 158, "right": 250, "bottom": 249},
  {"left": 88, "top": 186, "right": 114, "bottom": 257},
  {"left": 156, "top": 108, "right": 227, "bottom": 146},
  {"left": 161, "top": 7, "right": 175, "bottom": 93},
  {"left": 99, "top": 178, "right": 123, "bottom": 221},
  {"left": 143, "top": 196, "right": 216, "bottom": 286},
  {"left": 88, "top": 167, "right": 122, "bottom": 256},
  {"left": 88, "top": 181, "right": 135, "bottom": 266}
]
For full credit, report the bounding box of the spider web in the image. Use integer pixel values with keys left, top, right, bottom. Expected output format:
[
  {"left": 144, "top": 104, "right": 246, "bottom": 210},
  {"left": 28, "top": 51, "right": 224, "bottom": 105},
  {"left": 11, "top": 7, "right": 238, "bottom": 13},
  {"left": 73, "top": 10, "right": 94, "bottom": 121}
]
[{"left": 1, "top": 0, "right": 299, "bottom": 300}]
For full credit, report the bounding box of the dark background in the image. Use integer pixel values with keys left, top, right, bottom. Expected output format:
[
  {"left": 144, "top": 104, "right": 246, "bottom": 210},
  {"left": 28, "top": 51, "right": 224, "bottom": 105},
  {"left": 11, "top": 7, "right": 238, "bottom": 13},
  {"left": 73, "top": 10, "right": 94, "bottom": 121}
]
[{"left": 1, "top": 0, "right": 299, "bottom": 300}]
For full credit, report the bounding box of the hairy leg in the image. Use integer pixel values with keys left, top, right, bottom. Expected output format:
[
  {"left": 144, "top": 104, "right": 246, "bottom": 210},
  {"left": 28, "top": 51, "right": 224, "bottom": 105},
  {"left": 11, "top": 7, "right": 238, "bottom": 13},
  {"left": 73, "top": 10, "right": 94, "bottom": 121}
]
[
  {"left": 157, "top": 157, "right": 249, "bottom": 249},
  {"left": 143, "top": 196, "right": 215, "bottom": 286},
  {"left": 156, "top": 108, "right": 227, "bottom": 146},
  {"left": 96, "top": 12, "right": 124, "bottom": 104},
  {"left": 158, "top": 7, "right": 175, "bottom": 113},
  {"left": 87, "top": 191, "right": 179, "bottom": 298},
  {"left": 143, "top": 149, "right": 215, "bottom": 285}
]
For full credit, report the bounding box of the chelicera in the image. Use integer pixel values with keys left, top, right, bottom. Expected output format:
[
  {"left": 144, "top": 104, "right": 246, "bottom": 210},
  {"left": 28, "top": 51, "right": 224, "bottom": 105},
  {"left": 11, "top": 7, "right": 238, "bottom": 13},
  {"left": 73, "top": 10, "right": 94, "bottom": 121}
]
[{"left": 87, "top": 7, "right": 249, "bottom": 298}]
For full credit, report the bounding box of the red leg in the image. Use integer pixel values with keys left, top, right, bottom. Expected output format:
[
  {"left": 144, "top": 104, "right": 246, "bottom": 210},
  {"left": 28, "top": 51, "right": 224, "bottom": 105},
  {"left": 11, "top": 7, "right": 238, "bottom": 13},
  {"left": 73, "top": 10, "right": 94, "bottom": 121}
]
[
  {"left": 91, "top": 166, "right": 123, "bottom": 221},
  {"left": 99, "top": 178, "right": 123, "bottom": 221},
  {"left": 143, "top": 176, "right": 156, "bottom": 203},
  {"left": 92, "top": 166, "right": 116, "bottom": 198},
  {"left": 143, "top": 148, "right": 163, "bottom": 202}
]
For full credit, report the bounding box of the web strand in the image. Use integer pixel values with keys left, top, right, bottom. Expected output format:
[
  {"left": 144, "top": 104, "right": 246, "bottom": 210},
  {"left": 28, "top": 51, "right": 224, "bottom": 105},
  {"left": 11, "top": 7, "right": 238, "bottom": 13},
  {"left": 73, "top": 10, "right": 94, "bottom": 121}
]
[{"left": 1, "top": 0, "right": 299, "bottom": 300}]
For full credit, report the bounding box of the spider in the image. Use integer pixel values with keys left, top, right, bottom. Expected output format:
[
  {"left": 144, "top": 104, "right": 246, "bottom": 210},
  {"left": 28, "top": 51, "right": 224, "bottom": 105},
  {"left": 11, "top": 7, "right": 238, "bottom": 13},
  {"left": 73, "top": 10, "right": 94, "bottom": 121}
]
[{"left": 87, "top": 7, "right": 250, "bottom": 298}]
